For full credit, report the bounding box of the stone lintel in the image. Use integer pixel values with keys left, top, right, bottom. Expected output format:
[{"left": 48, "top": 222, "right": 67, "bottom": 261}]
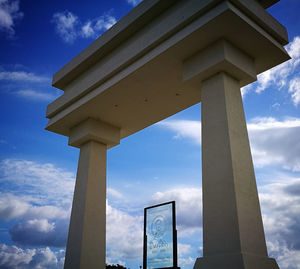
[
  {"left": 183, "top": 39, "right": 257, "bottom": 87},
  {"left": 68, "top": 118, "right": 120, "bottom": 148}
]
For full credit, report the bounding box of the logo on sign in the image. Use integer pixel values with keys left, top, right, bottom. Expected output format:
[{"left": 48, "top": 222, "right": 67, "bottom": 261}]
[{"left": 151, "top": 215, "right": 166, "bottom": 238}]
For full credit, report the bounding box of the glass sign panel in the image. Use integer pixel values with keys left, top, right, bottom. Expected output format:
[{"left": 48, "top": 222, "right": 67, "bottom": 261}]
[{"left": 145, "top": 202, "right": 174, "bottom": 269}]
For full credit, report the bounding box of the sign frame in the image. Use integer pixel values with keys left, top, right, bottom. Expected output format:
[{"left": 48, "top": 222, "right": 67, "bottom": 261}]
[{"left": 143, "top": 201, "right": 178, "bottom": 269}]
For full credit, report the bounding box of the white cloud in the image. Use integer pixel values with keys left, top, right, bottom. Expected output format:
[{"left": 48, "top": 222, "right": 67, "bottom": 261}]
[
  {"left": 255, "top": 36, "right": 300, "bottom": 93},
  {"left": 157, "top": 120, "right": 201, "bottom": 145},
  {"left": 276, "top": 246, "right": 300, "bottom": 269},
  {"left": 0, "top": 71, "right": 49, "bottom": 82},
  {"left": 52, "top": 11, "right": 116, "bottom": 43},
  {"left": 272, "top": 102, "right": 281, "bottom": 110},
  {"left": 52, "top": 11, "right": 78, "bottom": 44},
  {"left": 81, "top": 21, "right": 94, "bottom": 38},
  {"left": 20, "top": 219, "right": 55, "bottom": 233},
  {"left": 258, "top": 176, "right": 300, "bottom": 268},
  {"left": 242, "top": 36, "right": 300, "bottom": 106},
  {"left": 178, "top": 243, "right": 192, "bottom": 256},
  {"left": 158, "top": 117, "right": 300, "bottom": 171},
  {"left": 126, "top": 0, "right": 142, "bottom": 6},
  {"left": 94, "top": 15, "right": 116, "bottom": 32},
  {"left": 106, "top": 203, "right": 143, "bottom": 261},
  {"left": 0, "top": 70, "right": 54, "bottom": 101},
  {"left": 150, "top": 175, "right": 300, "bottom": 268},
  {"left": 0, "top": 159, "right": 75, "bottom": 207},
  {"left": 289, "top": 77, "right": 300, "bottom": 106},
  {"left": 0, "top": 193, "right": 69, "bottom": 221},
  {"left": 0, "top": 193, "right": 29, "bottom": 220},
  {"left": 15, "top": 89, "right": 56, "bottom": 101},
  {"left": 9, "top": 218, "right": 68, "bottom": 247},
  {"left": 152, "top": 188, "right": 202, "bottom": 235},
  {"left": 0, "top": 244, "right": 65, "bottom": 269},
  {"left": 107, "top": 188, "right": 124, "bottom": 199},
  {"left": 0, "top": 0, "right": 23, "bottom": 36},
  {"left": 0, "top": 192, "right": 69, "bottom": 248},
  {"left": 0, "top": 244, "right": 35, "bottom": 268},
  {"left": 81, "top": 15, "right": 116, "bottom": 38},
  {"left": 248, "top": 117, "right": 300, "bottom": 171},
  {"left": 178, "top": 257, "right": 194, "bottom": 268}
]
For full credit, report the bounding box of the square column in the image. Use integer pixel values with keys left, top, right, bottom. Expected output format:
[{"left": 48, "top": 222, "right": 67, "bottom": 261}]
[
  {"left": 194, "top": 72, "right": 279, "bottom": 269},
  {"left": 64, "top": 119, "right": 120, "bottom": 269},
  {"left": 182, "top": 40, "right": 280, "bottom": 269}
]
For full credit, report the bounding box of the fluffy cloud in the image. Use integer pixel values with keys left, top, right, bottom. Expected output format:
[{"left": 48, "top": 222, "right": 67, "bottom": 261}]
[
  {"left": 0, "top": 68, "right": 56, "bottom": 101},
  {"left": 0, "top": 159, "right": 145, "bottom": 259},
  {"left": 0, "top": 159, "right": 75, "bottom": 207},
  {"left": 0, "top": 193, "right": 29, "bottom": 220},
  {"left": 260, "top": 176, "right": 300, "bottom": 250},
  {"left": 14, "top": 89, "right": 56, "bottom": 101},
  {"left": 81, "top": 15, "right": 116, "bottom": 38},
  {"left": 157, "top": 120, "right": 201, "bottom": 145},
  {"left": 106, "top": 203, "right": 143, "bottom": 262},
  {"left": 52, "top": 11, "right": 78, "bottom": 44},
  {"left": 242, "top": 36, "right": 300, "bottom": 105},
  {"left": 0, "top": 71, "right": 49, "bottom": 82},
  {"left": 9, "top": 219, "right": 68, "bottom": 247},
  {"left": 107, "top": 188, "right": 124, "bottom": 199},
  {"left": 289, "top": 77, "right": 300, "bottom": 106},
  {"left": 258, "top": 175, "right": 300, "bottom": 269},
  {"left": 2, "top": 157, "right": 299, "bottom": 268},
  {"left": 178, "top": 243, "right": 192, "bottom": 256},
  {"left": 150, "top": 177, "right": 300, "bottom": 268},
  {"left": 178, "top": 257, "right": 195, "bottom": 267},
  {"left": 273, "top": 245, "right": 300, "bottom": 269},
  {"left": 158, "top": 117, "right": 300, "bottom": 172},
  {"left": 255, "top": 36, "right": 300, "bottom": 94},
  {"left": 152, "top": 188, "right": 202, "bottom": 235},
  {"left": 0, "top": 191, "right": 142, "bottom": 252},
  {"left": 126, "top": 0, "right": 142, "bottom": 6},
  {"left": 0, "top": 0, "right": 23, "bottom": 36},
  {"left": 0, "top": 244, "right": 64, "bottom": 269},
  {"left": 0, "top": 193, "right": 69, "bottom": 221},
  {"left": 0, "top": 244, "right": 35, "bottom": 269},
  {"left": 248, "top": 117, "right": 300, "bottom": 171},
  {"left": 0, "top": 159, "right": 74, "bottom": 248},
  {"left": 52, "top": 11, "right": 116, "bottom": 43}
]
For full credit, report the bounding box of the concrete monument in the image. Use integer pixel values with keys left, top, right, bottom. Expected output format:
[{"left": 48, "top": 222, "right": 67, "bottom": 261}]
[{"left": 46, "top": 0, "right": 290, "bottom": 268}]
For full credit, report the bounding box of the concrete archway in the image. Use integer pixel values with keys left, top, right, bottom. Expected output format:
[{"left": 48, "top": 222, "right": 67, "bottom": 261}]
[{"left": 46, "top": 1, "right": 290, "bottom": 268}]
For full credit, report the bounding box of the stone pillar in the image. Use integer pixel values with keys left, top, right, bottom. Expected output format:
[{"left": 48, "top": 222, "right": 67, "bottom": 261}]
[
  {"left": 64, "top": 119, "right": 120, "bottom": 269},
  {"left": 194, "top": 72, "right": 279, "bottom": 268},
  {"left": 182, "top": 40, "right": 279, "bottom": 269}
]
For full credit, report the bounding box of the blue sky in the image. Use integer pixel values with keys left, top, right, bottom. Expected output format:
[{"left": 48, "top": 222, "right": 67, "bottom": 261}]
[{"left": 0, "top": 0, "right": 300, "bottom": 268}]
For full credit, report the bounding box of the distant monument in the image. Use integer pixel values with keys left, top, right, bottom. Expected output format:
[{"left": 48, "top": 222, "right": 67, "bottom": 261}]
[{"left": 46, "top": 0, "right": 290, "bottom": 268}]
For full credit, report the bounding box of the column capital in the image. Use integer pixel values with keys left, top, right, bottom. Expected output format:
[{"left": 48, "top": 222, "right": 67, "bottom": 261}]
[
  {"left": 68, "top": 118, "right": 120, "bottom": 148},
  {"left": 183, "top": 39, "right": 257, "bottom": 87}
]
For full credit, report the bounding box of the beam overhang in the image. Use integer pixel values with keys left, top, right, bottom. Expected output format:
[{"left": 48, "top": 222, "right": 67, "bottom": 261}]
[{"left": 46, "top": 0, "right": 290, "bottom": 144}]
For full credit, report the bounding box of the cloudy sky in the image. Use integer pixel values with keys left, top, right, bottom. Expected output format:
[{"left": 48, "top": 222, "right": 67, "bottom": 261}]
[{"left": 0, "top": 0, "right": 300, "bottom": 268}]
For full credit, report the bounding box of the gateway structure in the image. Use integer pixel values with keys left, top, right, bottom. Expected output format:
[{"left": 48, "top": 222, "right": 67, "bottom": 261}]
[{"left": 46, "top": 0, "right": 290, "bottom": 268}]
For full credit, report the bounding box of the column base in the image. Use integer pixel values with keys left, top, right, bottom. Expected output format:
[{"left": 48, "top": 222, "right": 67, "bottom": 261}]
[{"left": 194, "top": 253, "right": 280, "bottom": 269}]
